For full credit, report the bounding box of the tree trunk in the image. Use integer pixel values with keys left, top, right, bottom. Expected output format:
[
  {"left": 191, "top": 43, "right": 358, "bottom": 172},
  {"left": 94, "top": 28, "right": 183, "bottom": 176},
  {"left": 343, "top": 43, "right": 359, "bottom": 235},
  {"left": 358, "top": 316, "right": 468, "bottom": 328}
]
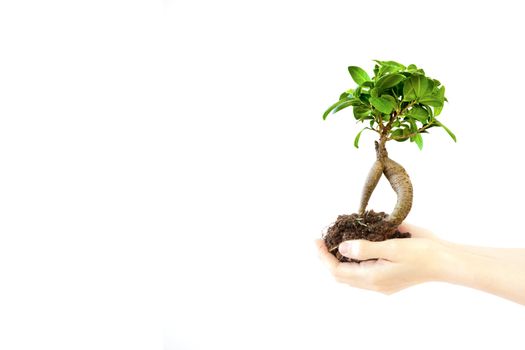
[{"left": 358, "top": 139, "right": 413, "bottom": 226}]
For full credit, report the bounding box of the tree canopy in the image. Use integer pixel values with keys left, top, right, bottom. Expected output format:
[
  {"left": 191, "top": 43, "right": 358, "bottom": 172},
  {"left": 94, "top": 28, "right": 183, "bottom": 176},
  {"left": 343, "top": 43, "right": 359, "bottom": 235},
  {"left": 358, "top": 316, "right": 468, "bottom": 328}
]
[{"left": 323, "top": 60, "right": 456, "bottom": 149}]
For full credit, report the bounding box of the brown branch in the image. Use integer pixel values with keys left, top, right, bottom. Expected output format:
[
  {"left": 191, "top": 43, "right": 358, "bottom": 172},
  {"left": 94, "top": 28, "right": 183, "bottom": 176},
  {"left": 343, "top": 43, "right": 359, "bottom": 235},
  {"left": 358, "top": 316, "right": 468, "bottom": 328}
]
[
  {"left": 385, "top": 111, "right": 396, "bottom": 133},
  {"left": 388, "top": 121, "right": 434, "bottom": 141},
  {"left": 374, "top": 110, "right": 385, "bottom": 133},
  {"left": 375, "top": 101, "right": 413, "bottom": 143},
  {"left": 399, "top": 101, "right": 416, "bottom": 116}
]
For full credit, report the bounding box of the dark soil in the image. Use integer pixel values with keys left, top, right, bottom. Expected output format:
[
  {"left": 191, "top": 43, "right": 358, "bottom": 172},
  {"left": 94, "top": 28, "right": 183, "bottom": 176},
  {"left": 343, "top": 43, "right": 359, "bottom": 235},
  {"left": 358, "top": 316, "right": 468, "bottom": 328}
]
[{"left": 323, "top": 210, "right": 411, "bottom": 262}]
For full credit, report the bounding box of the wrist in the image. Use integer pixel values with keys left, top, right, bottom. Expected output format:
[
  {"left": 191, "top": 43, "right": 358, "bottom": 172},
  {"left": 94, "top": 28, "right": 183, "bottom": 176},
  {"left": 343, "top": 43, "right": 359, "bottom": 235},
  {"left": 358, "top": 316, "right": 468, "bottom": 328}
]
[
  {"left": 432, "top": 241, "right": 474, "bottom": 285},
  {"left": 435, "top": 241, "right": 498, "bottom": 290}
]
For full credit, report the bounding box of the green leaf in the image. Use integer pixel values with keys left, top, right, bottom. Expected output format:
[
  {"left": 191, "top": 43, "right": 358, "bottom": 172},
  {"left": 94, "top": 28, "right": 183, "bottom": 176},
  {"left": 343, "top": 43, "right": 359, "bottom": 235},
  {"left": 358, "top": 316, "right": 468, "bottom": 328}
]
[
  {"left": 373, "top": 64, "right": 380, "bottom": 77},
  {"left": 375, "top": 73, "right": 406, "bottom": 91},
  {"left": 374, "top": 60, "right": 406, "bottom": 73},
  {"left": 333, "top": 100, "right": 354, "bottom": 113},
  {"left": 434, "top": 119, "right": 457, "bottom": 142},
  {"left": 402, "top": 78, "right": 416, "bottom": 101},
  {"left": 390, "top": 129, "right": 403, "bottom": 138},
  {"left": 322, "top": 99, "right": 353, "bottom": 120},
  {"left": 348, "top": 66, "right": 371, "bottom": 85},
  {"left": 403, "top": 75, "right": 431, "bottom": 100},
  {"left": 339, "top": 92, "right": 352, "bottom": 100},
  {"left": 381, "top": 66, "right": 398, "bottom": 76},
  {"left": 381, "top": 94, "right": 398, "bottom": 108},
  {"left": 383, "top": 61, "right": 406, "bottom": 69},
  {"left": 414, "top": 132, "right": 423, "bottom": 150},
  {"left": 353, "top": 105, "right": 372, "bottom": 119},
  {"left": 358, "top": 93, "right": 370, "bottom": 104},
  {"left": 354, "top": 86, "right": 362, "bottom": 98},
  {"left": 434, "top": 86, "right": 446, "bottom": 116},
  {"left": 408, "top": 119, "right": 418, "bottom": 134},
  {"left": 357, "top": 115, "right": 374, "bottom": 122},
  {"left": 354, "top": 128, "right": 367, "bottom": 148},
  {"left": 408, "top": 105, "right": 428, "bottom": 123},
  {"left": 419, "top": 96, "right": 443, "bottom": 107},
  {"left": 369, "top": 96, "right": 394, "bottom": 114},
  {"left": 390, "top": 127, "right": 409, "bottom": 142},
  {"left": 421, "top": 104, "right": 434, "bottom": 118}
]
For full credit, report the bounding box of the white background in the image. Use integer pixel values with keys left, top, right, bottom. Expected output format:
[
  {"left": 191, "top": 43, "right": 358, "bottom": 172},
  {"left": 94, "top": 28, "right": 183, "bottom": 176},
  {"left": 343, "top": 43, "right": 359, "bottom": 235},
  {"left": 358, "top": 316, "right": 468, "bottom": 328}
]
[{"left": 1, "top": 1, "right": 525, "bottom": 349}]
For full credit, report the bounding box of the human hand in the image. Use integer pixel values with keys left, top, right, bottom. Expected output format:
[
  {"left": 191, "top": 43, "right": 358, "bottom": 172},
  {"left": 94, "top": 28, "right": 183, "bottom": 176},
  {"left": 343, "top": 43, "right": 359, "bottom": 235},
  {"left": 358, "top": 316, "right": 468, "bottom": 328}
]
[
  {"left": 316, "top": 223, "right": 451, "bottom": 294},
  {"left": 317, "top": 222, "right": 525, "bottom": 305}
]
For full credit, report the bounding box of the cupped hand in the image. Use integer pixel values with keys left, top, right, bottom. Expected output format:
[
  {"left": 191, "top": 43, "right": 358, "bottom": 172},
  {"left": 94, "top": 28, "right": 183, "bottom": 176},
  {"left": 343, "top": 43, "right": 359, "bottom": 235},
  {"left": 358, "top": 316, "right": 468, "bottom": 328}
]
[{"left": 316, "top": 223, "right": 450, "bottom": 294}]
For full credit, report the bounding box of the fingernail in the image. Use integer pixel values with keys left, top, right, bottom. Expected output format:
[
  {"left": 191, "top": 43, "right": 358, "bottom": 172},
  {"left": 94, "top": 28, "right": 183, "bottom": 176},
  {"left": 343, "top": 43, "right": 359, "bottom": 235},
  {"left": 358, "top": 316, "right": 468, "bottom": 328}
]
[
  {"left": 339, "top": 241, "right": 359, "bottom": 258},
  {"left": 338, "top": 241, "right": 352, "bottom": 257}
]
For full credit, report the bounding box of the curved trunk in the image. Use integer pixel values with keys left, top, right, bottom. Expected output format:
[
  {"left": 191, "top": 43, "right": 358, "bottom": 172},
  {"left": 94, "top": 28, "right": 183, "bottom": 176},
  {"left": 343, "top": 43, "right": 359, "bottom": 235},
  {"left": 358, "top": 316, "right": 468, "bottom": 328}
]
[
  {"left": 358, "top": 140, "right": 413, "bottom": 226},
  {"left": 358, "top": 160, "right": 383, "bottom": 216},
  {"left": 382, "top": 157, "right": 413, "bottom": 225}
]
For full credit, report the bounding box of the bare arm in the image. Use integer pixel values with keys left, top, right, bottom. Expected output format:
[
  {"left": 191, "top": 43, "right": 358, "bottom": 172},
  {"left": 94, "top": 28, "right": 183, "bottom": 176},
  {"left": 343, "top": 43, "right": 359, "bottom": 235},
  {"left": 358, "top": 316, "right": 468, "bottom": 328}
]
[
  {"left": 316, "top": 223, "right": 525, "bottom": 305},
  {"left": 442, "top": 244, "right": 525, "bottom": 305},
  {"left": 446, "top": 243, "right": 525, "bottom": 265}
]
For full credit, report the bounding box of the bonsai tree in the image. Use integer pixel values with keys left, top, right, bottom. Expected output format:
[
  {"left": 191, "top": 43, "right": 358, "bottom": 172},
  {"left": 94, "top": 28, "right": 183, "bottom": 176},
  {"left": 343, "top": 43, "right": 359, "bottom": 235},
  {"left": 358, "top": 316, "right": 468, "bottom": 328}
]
[{"left": 322, "top": 60, "right": 456, "bottom": 262}]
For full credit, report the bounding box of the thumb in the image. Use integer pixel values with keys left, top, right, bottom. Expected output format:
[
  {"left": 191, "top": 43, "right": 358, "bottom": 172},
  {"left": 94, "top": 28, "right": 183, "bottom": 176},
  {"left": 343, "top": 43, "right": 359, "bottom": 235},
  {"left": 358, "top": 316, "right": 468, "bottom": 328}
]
[{"left": 338, "top": 239, "right": 402, "bottom": 261}]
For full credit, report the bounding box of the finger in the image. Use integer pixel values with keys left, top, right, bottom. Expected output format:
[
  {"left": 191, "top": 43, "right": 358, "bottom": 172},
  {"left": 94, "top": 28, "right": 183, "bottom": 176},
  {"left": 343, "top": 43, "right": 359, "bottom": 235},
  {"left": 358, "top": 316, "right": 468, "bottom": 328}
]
[
  {"left": 338, "top": 239, "right": 404, "bottom": 261},
  {"left": 314, "top": 238, "right": 326, "bottom": 251},
  {"left": 315, "top": 239, "right": 339, "bottom": 272},
  {"left": 316, "top": 239, "right": 369, "bottom": 284},
  {"left": 333, "top": 259, "right": 392, "bottom": 289}
]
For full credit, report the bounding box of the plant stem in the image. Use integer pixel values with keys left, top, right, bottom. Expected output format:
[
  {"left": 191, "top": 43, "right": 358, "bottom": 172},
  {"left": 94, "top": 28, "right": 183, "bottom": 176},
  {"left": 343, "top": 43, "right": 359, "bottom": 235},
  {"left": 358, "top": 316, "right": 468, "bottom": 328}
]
[{"left": 389, "top": 121, "right": 434, "bottom": 141}]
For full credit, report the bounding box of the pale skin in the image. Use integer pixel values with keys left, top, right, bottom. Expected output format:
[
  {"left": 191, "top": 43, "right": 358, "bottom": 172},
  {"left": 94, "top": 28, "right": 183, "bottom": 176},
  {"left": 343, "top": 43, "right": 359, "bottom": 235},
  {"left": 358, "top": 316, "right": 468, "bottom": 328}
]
[{"left": 316, "top": 222, "right": 525, "bottom": 306}]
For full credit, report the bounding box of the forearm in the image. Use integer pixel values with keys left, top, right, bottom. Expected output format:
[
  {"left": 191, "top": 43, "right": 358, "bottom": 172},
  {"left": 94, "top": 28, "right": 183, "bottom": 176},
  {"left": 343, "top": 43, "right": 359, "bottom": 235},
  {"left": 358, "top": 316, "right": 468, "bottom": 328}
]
[
  {"left": 448, "top": 243, "right": 525, "bottom": 264},
  {"left": 439, "top": 245, "right": 525, "bottom": 305}
]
